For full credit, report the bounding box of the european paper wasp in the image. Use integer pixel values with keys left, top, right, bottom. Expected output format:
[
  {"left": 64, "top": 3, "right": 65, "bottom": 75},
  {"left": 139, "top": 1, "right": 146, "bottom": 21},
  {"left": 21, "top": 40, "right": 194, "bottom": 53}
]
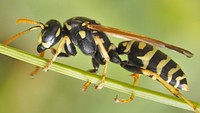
[{"left": 3, "top": 17, "right": 198, "bottom": 113}]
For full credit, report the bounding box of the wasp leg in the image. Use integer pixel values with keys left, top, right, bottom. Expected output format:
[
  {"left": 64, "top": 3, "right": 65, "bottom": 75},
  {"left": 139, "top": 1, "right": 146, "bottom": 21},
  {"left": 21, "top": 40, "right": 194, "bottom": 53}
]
[
  {"left": 30, "top": 51, "right": 45, "bottom": 77},
  {"left": 50, "top": 48, "right": 70, "bottom": 57},
  {"left": 114, "top": 61, "right": 145, "bottom": 103},
  {"left": 95, "top": 61, "right": 108, "bottom": 90},
  {"left": 50, "top": 36, "right": 77, "bottom": 58},
  {"left": 114, "top": 74, "right": 140, "bottom": 103},
  {"left": 93, "top": 36, "right": 110, "bottom": 90},
  {"left": 130, "top": 74, "right": 140, "bottom": 86},
  {"left": 114, "top": 75, "right": 136, "bottom": 103},
  {"left": 114, "top": 93, "right": 135, "bottom": 103},
  {"left": 42, "top": 36, "right": 68, "bottom": 72},
  {"left": 140, "top": 69, "right": 199, "bottom": 113},
  {"left": 31, "top": 47, "right": 70, "bottom": 76},
  {"left": 121, "top": 60, "right": 142, "bottom": 86},
  {"left": 81, "top": 58, "right": 99, "bottom": 91},
  {"left": 88, "top": 58, "right": 99, "bottom": 73},
  {"left": 81, "top": 80, "right": 91, "bottom": 91},
  {"left": 120, "top": 61, "right": 199, "bottom": 112}
]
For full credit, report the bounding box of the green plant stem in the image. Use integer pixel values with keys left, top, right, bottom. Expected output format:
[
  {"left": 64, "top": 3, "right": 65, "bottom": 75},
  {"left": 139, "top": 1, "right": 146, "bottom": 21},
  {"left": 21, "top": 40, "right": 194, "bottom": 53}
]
[{"left": 0, "top": 43, "right": 199, "bottom": 112}]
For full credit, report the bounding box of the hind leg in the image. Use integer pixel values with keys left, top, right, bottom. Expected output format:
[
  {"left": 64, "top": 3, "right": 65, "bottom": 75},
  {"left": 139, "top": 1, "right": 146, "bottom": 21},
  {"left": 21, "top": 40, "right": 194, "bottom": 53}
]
[
  {"left": 140, "top": 69, "right": 199, "bottom": 113},
  {"left": 120, "top": 61, "right": 199, "bottom": 112},
  {"left": 115, "top": 61, "right": 142, "bottom": 103}
]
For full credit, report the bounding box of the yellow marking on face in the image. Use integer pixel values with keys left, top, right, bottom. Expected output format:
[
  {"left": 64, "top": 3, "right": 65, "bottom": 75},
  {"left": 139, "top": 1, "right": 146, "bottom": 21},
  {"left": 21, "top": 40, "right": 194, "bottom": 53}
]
[
  {"left": 79, "top": 30, "right": 86, "bottom": 39},
  {"left": 38, "top": 33, "right": 42, "bottom": 44},
  {"left": 42, "top": 41, "right": 52, "bottom": 48},
  {"left": 157, "top": 56, "right": 171, "bottom": 75},
  {"left": 65, "top": 23, "right": 72, "bottom": 30},
  {"left": 55, "top": 28, "right": 61, "bottom": 37},
  {"left": 123, "top": 41, "right": 135, "bottom": 53},
  {"left": 137, "top": 47, "right": 157, "bottom": 69},
  {"left": 167, "top": 65, "right": 180, "bottom": 83},
  {"left": 138, "top": 42, "right": 146, "bottom": 49}
]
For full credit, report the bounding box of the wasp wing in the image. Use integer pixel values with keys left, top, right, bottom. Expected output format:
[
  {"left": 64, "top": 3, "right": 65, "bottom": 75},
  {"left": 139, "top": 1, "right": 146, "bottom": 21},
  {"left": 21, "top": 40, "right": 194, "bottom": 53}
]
[{"left": 88, "top": 24, "right": 193, "bottom": 58}]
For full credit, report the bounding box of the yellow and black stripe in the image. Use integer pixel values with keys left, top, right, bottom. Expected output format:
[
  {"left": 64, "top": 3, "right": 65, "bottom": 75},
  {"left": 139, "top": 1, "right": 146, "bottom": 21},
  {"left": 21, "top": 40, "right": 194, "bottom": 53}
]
[{"left": 118, "top": 40, "right": 188, "bottom": 91}]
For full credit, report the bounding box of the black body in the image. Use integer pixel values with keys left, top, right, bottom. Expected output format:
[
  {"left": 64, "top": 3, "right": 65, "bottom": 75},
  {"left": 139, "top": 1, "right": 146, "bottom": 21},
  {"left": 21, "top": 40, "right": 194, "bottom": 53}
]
[{"left": 38, "top": 17, "right": 121, "bottom": 73}]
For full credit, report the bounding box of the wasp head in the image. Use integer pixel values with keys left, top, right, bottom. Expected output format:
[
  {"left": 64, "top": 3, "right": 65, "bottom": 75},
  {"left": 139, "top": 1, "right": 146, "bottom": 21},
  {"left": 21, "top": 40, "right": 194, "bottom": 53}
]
[{"left": 37, "top": 20, "right": 62, "bottom": 53}]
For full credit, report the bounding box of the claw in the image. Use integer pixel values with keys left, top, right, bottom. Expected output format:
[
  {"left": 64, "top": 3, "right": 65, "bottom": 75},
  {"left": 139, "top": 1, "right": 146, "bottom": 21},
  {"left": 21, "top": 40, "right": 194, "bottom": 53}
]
[
  {"left": 94, "top": 84, "right": 104, "bottom": 90},
  {"left": 42, "top": 66, "right": 49, "bottom": 72},
  {"left": 81, "top": 80, "right": 91, "bottom": 91},
  {"left": 114, "top": 93, "right": 134, "bottom": 103},
  {"left": 88, "top": 69, "right": 98, "bottom": 74}
]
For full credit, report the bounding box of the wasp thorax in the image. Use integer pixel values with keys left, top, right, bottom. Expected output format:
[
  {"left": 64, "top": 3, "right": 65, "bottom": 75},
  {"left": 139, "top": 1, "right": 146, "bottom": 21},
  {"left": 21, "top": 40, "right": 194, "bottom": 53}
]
[{"left": 37, "top": 19, "right": 62, "bottom": 53}]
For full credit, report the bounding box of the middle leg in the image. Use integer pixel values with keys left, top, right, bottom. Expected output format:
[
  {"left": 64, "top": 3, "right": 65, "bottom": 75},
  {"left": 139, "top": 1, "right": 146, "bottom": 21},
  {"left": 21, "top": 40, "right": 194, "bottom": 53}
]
[{"left": 93, "top": 35, "right": 110, "bottom": 90}]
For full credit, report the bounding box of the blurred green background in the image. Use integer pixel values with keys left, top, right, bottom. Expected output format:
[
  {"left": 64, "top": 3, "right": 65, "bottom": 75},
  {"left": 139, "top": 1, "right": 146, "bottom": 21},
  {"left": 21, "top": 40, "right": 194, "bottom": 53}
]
[{"left": 0, "top": 0, "right": 200, "bottom": 113}]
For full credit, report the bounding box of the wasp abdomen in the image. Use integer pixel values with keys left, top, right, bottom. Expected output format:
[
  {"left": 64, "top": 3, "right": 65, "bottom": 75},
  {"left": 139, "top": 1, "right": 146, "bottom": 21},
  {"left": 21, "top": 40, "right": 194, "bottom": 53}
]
[{"left": 118, "top": 40, "right": 188, "bottom": 91}]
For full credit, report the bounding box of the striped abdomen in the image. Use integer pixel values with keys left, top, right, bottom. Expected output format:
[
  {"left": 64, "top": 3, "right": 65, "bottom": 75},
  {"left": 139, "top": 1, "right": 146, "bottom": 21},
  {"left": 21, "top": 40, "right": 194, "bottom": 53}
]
[{"left": 118, "top": 40, "right": 188, "bottom": 91}]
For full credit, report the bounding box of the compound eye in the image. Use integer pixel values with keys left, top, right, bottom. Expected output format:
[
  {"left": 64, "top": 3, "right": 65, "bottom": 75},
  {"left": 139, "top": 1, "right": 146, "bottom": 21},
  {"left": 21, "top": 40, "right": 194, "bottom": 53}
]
[
  {"left": 38, "top": 32, "right": 42, "bottom": 44},
  {"left": 39, "top": 19, "right": 62, "bottom": 48}
]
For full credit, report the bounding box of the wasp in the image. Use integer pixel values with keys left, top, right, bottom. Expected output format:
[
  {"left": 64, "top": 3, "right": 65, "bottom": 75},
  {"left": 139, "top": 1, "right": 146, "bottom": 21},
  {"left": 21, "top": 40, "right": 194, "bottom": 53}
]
[{"left": 3, "top": 17, "right": 198, "bottom": 113}]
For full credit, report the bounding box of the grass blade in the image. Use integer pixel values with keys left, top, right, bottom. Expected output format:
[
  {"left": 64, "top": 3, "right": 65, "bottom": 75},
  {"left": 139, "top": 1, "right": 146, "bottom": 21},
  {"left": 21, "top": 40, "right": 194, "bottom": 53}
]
[{"left": 0, "top": 43, "right": 199, "bottom": 112}]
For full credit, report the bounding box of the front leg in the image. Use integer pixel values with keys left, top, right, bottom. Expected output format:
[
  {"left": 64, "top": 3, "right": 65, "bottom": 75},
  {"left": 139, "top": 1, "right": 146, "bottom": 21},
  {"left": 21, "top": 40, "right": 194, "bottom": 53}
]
[
  {"left": 50, "top": 37, "right": 77, "bottom": 58},
  {"left": 30, "top": 51, "right": 45, "bottom": 76},
  {"left": 42, "top": 36, "right": 69, "bottom": 72},
  {"left": 50, "top": 48, "right": 70, "bottom": 57}
]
